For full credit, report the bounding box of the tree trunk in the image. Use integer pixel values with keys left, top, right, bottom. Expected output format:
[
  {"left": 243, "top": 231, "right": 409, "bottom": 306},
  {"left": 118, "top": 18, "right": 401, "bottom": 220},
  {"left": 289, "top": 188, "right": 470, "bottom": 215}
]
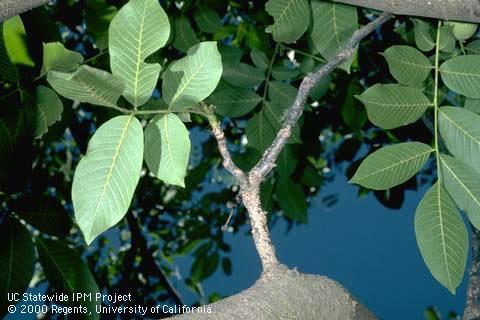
[
  {"left": 0, "top": 0, "right": 49, "bottom": 22},
  {"left": 333, "top": 0, "right": 480, "bottom": 23},
  {"left": 173, "top": 265, "right": 375, "bottom": 320}
]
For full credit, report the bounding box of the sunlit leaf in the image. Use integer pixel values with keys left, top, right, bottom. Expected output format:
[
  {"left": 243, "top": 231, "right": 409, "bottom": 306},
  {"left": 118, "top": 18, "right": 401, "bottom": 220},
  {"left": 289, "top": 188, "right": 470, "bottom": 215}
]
[
  {"left": 265, "top": 0, "right": 310, "bottom": 43},
  {"left": 415, "top": 182, "right": 467, "bottom": 294},
  {"left": 41, "top": 42, "right": 83, "bottom": 77},
  {"left": 3, "top": 16, "right": 34, "bottom": 67},
  {"left": 163, "top": 42, "right": 222, "bottom": 110},
  {"left": 47, "top": 65, "right": 124, "bottom": 108},
  {"left": 440, "top": 55, "right": 480, "bottom": 98},
  {"left": 72, "top": 116, "right": 144, "bottom": 244},
  {"left": 144, "top": 113, "right": 191, "bottom": 187},
  {"left": 357, "top": 84, "right": 432, "bottom": 129},
  {"left": 0, "top": 217, "right": 35, "bottom": 318},
  {"left": 36, "top": 237, "right": 100, "bottom": 319},
  {"left": 440, "top": 154, "right": 480, "bottom": 229},
  {"left": 382, "top": 45, "right": 432, "bottom": 86},
  {"left": 109, "top": 0, "right": 170, "bottom": 107},
  {"left": 350, "top": 142, "right": 433, "bottom": 190},
  {"left": 439, "top": 106, "right": 480, "bottom": 171}
]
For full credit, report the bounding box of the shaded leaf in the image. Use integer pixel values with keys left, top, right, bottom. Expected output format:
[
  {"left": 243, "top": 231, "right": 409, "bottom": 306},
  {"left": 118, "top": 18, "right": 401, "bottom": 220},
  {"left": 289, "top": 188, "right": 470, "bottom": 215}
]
[
  {"left": 350, "top": 142, "right": 433, "bottom": 190},
  {"left": 222, "top": 62, "right": 265, "bottom": 88},
  {"left": 250, "top": 50, "right": 269, "bottom": 70},
  {"left": 310, "top": 1, "right": 358, "bottom": 72},
  {"left": 173, "top": 16, "right": 199, "bottom": 53},
  {"left": 194, "top": 7, "right": 222, "bottom": 34},
  {"left": 415, "top": 182, "right": 467, "bottom": 294},
  {"left": 357, "top": 83, "right": 432, "bottom": 129},
  {"left": 36, "top": 238, "right": 100, "bottom": 319},
  {"left": 412, "top": 19, "right": 435, "bottom": 52},
  {"left": 440, "top": 55, "right": 480, "bottom": 98},
  {"left": 208, "top": 88, "right": 262, "bottom": 118},
  {"left": 383, "top": 45, "right": 432, "bottom": 86},
  {"left": 439, "top": 106, "right": 480, "bottom": 171},
  {"left": 440, "top": 154, "right": 480, "bottom": 229},
  {"left": 40, "top": 42, "right": 83, "bottom": 77},
  {"left": 31, "top": 86, "right": 63, "bottom": 139},
  {"left": 0, "top": 217, "right": 35, "bottom": 317},
  {"left": 265, "top": 0, "right": 310, "bottom": 43},
  {"left": 275, "top": 177, "right": 307, "bottom": 223}
]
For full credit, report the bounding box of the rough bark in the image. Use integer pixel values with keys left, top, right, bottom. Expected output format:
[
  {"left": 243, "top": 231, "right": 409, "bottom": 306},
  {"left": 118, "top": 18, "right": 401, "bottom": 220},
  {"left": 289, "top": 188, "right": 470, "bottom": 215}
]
[
  {"left": 333, "top": 0, "right": 480, "bottom": 23},
  {"left": 0, "top": 0, "right": 49, "bottom": 22},
  {"left": 173, "top": 266, "right": 375, "bottom": 320},
  {"left": 464, "top": 227, "right": 480, "bottom": 320}
]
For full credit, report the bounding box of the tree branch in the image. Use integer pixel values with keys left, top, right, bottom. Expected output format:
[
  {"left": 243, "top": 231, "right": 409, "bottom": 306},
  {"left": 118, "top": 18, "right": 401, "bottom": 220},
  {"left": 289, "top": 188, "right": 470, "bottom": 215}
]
[
  {"left": 331, "top": 0, "right": 480, "bottom": 23},
  {"left": 0, "top": 0, "right": 49, "bottom": 22},
  {"left": 464, "top": 226, "right": 480, "bottom": 320},
  {"left": 250, "top": 12, "right": 393, "bottom": 183}
]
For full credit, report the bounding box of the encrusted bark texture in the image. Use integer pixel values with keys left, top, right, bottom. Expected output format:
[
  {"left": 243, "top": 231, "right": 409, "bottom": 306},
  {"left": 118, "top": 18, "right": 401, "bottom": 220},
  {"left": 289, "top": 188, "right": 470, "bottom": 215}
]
[
  {"left": 173, "top": 266, "right": 376, "bottom": 320},
  {"left": 0, "top": 0, "right": 49, "bottom": 22},
  {"left": 333, "top": 0, "right": 480, "bottom": 23}
]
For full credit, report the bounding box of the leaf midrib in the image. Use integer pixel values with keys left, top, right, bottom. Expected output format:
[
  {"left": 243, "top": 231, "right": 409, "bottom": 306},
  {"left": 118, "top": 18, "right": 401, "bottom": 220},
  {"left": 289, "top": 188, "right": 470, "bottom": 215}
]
[
  {"left": 436, "top": 184, "right": 454, "bottom": 291},
  {"left": 89, "top": 116, "right": 133, "bottom": 240}
]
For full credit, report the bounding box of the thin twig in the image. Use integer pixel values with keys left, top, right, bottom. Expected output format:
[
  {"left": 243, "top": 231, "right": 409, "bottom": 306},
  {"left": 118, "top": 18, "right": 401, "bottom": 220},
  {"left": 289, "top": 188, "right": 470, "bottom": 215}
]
[{"left": 249, "top": 12, "right": 393, "bottom": 183}]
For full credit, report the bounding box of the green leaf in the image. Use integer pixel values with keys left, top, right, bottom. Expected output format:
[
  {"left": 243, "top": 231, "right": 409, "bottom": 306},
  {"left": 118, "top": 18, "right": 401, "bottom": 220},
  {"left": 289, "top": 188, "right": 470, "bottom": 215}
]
[
  {"left": 72, "top": 115, "right": 144, "bottom": 244},
  {"left": 341, "top": 80, "right": 367, "bottom": 130},
  {"left": 465, "top": 40, "right": 480, "bottom": 55},
  {"left": 194, "top": 7, "right": 222, "bottom": 34},
  {"left": 207, "top": 88, "right": 262, "bottom": 117},
  {"left": 246, "top": 110, "right": 277, "bottom": 152},
  {"left": 144, "top": 113, "right": 191, "bottom": 187},
  {"left": 350, "top": 142, "right": 433, "bottom": 190},
  {"left": 265, "top": 0, "right": 310, "bottom": 43},
  {"left": 250, "top": 50, "right": 269, "bottom": 70},
  {"left": 40, "top": 42, "right": 83, "bottom": 77},
  {"left": 0, "top": 217, "right": 35, "bottom": 318},
  {"left": 13, "top": 195, "right": 73, "bottom": 237},
  {"left": 47, "top": 65, "right": 124, "bottom": 108},
  {"left": 440, "top": 55, "right": 480, "bottom": 98},
  {"left": 163, "top": 42, "right": 222, "bottom": 110},
  {"left": 109, "top": 0, "right": 170, "bottom": 108},
  {"left": 357, "top": 84, "right": 432, "bottom": 129},
  {"left": 263, "top": 100, "right": 300, "bottom": 143},
  {"left": 277, "top": 145, "right": 297, "bottom": 178},
  {"left": 440, "top": 154, "right": 480, "bottom": 230},
  {"left": 271, "top": 65, "right": 300, "bottom": 80},
  {"left": 439, "top": 106, "right": 480, "bottom": 170},
  {"left": 415, "top": 182, "right": 467, "bottom": 294},
  {"left": 86, "top": 0, "right": 117, "bottom": 50},
  {"left": 173, "top": 16, "right": 199, "bottom": 53},
  {"left": 0, "top": 28, "right": 17, "bottom": 83},
  {"left": 465, "top": 98, "right": 480, "bottom": 114},
  {"left": 3, "top": 16, "right": 34, "bottom": 67},
  {"left": 268, "top": 80, "right": 297, "bottom": 108},
  {"left": 383, "top": 45, "right": 432, "bottom": 86},
  {"left": 36, "top": 237, "right": 100, "bottom": 319},
  {"left": 310, "top": 1, "right": 358, "bottom": 72},
  {"left": 222, "top": 62, "right": 265, "bottom": 88},
  {"left": 219, "top": 45, "right": 243, "bottom": 63},
  {"left": 412, "top": 19, "right": 435, "bottom": 52},
  {"left": 275, "top": 177, "right": 307, "bottom": 223},
  {"left": 439, "top": 25, "right": 456, "bottom": 53},
  {"left": 31, "top": 86, "right": 63, "bottom": 139}
]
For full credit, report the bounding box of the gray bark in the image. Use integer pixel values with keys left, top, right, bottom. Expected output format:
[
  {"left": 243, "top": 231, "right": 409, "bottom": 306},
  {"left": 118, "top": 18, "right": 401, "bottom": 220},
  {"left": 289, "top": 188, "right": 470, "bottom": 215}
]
[
  {"left": 173, "top": 266, "right": 376, "bottom": 320},
  {"left": 0, "top": 0, "right": 49, "bottom": 22},
  {"left": 333, "top": 0, "right": 480, "bottom": 23},
  {"left": 464, "top": 227, "right": 480, "bottom": 320}
]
